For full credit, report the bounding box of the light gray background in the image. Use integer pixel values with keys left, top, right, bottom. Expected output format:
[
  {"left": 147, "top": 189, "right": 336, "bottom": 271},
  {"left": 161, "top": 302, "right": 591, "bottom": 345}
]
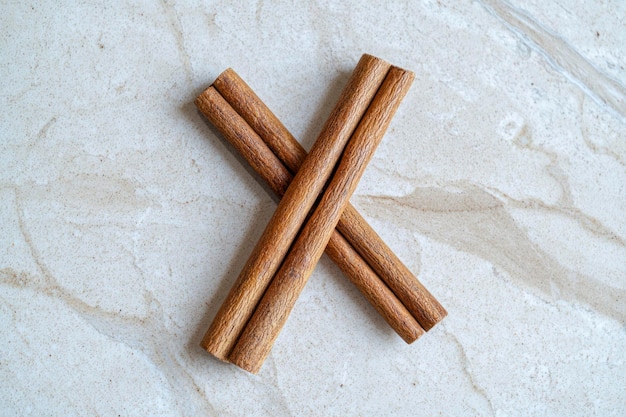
[{"left": 2, "top": 1, "right": 625, "bottom": 415}]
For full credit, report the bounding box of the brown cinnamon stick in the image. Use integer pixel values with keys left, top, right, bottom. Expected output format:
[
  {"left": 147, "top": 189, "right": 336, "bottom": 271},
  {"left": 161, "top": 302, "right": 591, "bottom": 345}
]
[
  {"left": 195, "top": 87, "right": 423, "bottom": 344},
  {"left": 199, "top": 54, "right": 391, "bottom": 361},
  {"left": 230, "top": 66, "right": 415, "bottom": 373},
  {"left": 213, "top": 68, "right": 447, "bottom": 331}
]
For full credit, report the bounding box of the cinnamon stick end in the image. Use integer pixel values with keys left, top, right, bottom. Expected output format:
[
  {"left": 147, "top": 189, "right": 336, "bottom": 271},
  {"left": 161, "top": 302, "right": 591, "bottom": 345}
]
[
  {"left": 402, "top": 325, "right": 425, "bottom": 344},
  {"left": 423, "top": 307, "right": 448, "bottom": 332},
  {"left": 213, "top": 67, "right": 237, "bottom": 90},
  {"left": 200, "top": 335, "right": 231, "bottom": 363},
  {"left": 194, "top": 88, "right": 212, "bottom": 110},
  {"left": 231, "top": 356, "right": 262, "bottom": 374}
]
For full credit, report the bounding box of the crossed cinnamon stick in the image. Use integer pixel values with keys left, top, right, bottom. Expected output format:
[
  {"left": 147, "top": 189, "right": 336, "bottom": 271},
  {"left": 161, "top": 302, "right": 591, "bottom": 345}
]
[{"left": 195, "top": 54, "right": 446, "bottom": 373}]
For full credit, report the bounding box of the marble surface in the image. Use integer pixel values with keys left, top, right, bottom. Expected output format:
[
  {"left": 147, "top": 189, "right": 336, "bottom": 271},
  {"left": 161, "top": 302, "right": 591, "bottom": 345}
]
[{"left": 2, "top": 1, "right": 625, "bottom": 415}]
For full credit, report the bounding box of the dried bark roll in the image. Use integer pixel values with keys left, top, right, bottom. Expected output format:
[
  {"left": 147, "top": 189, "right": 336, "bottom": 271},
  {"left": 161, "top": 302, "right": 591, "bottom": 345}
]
[
  {"left": 200, "top": 54, "right": 391, "bottom": 361},
  {"left": 195, "top": 87, "right": 423, "bottom": 346},
  {"left": 230, "top": 66, "right": 415, "bottom": 373},
  {"left": 213, "top": 68, "right": 447, "bottom": 332}
]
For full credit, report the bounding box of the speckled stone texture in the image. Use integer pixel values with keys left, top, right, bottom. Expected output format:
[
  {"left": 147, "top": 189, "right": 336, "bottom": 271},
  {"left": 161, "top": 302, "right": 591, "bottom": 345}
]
[{"left": 1, "top": 1, "right": 625, "bottom": 415}]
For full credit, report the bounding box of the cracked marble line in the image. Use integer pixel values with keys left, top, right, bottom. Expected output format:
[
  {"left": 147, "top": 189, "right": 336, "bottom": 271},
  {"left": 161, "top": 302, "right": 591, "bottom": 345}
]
[
  {"left": 0, "top": 187, "right": 217, "bottom": 416},
  {"left": 160, "top": 0, "right": 194, "bottom": 82},
  {"left": 443, "top": 326, "right": 495, "bottom": 415},
  {"left": 353, "top": 183, "right": 625, "bottom": 323},
  {"left": 479, "top": 0, "right": 626, "bottom": 122},
  {"left": 2, "top": 0, "right": 625, "bottom": 415}
]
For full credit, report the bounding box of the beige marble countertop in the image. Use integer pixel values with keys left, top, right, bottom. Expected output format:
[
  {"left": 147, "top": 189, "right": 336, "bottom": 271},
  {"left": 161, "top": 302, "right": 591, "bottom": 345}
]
[{"left": 2, "top": 1, "right": 625, "bottom": 415}]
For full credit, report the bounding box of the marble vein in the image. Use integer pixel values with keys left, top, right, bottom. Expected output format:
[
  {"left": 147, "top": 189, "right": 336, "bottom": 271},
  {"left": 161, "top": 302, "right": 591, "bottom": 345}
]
[
  {"left": 479, "top": 0, "right": 626, "bottom": 122},
  {"left": 579, "top": 95, "right": 626, "bottom": 167},
  {"left": 2, "top": 1, "right": 625, "bottom": 414},
  {"left": 160, "top": 0, "right": 194, "bottom": 82},
  {"left": 354, "top": 184, "right": 626, "bottom": 322},
  {"left": 0, "top": 186, "right": 217, "bottom": 416},
  {"left": 443, "top": 327, "right": 495, "bottom": 416}
]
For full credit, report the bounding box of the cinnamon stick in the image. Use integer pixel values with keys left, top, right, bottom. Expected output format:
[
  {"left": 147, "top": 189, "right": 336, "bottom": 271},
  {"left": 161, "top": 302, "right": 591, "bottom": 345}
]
[
  {"left": 199, "top": 54, "right": 391, "bottom": 361},
  {"left": 230, "top": 66, "right": 415, "bottom": 373},
  {"left": 195, "top": 87, "right": 423, "bottom": 344},
  {"left": 213, "top": 69, "right": 446, "bottom": 331}
]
